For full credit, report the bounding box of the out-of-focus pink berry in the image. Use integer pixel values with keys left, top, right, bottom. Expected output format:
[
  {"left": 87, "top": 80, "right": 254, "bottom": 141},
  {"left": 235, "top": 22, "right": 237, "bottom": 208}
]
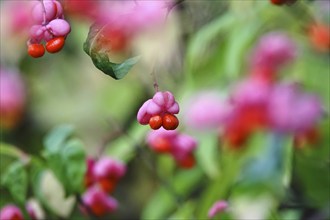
[
  {"left": 0, "top": 205, "right": 23, "bottom": 220},
  {"left": 231, "top": 78, "right": 271, "bottom": 106},
  {"left": 223, "top": 78, "right": 271, "bottom": 148},
  {"left": 97, "top": 0, "right": 169, "bottom": 33},
  {"left": 184, "top": 91, "right": 232, "bottom": 130},
  {"left": 84, "top": 157, "right": 96, "bottom": 188},
  {"left": 171, "top": 134, "right": 197, "bottom": 161},
  {"left": 82, "top": 186, "right": 118, "bottom": 217},
  {"left": 93, "top": 157, "right": 126, "bottom": 193},
  {"left": 147, "top": 128, "right": 198, "bottom": 168},
  {"left": 26, "top": 199, "right": 45, "bottom": 220},
  {"left": 268, "top": 83, "right": 323, "bottom": 133},
  {"left": 137, "top": 91, "right": 180, "bottom": 130},
  {"left": 208, "top": 200, "right": 228, "bottom": 218},
  {"left": 250, "top": 32, "right": 296, "bottom": 71},
  {"left": 2, "top": 2, "right": 35, "bottom": 34},
  {"left": 147, "top": 128, "right": 177, "bottom": 153},
  {"left": 0, "top": 68, "right": 26, "bottom": 130}
]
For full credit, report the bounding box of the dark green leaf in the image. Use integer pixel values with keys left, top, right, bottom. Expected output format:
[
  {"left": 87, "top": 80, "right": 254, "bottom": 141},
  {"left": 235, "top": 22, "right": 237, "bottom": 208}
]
[
  {"left": 1, "top": 161, "right": 28, "bottom": 204},
  {"left": 84, "top": 23, "right": 139, "bottom": 80},
  {"left": 61, "top": 139, "right": 86, "bottom": 194},
  {"left": 43, "top": 151, "right": 65, "bottom": 185},
  {"left": 89, "top": 52, "right": 139, "bottom": 80}
]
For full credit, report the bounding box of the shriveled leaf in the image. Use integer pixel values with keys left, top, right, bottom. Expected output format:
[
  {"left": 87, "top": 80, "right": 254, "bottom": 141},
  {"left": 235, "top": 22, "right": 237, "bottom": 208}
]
[{"left": 84, "top": 23, "right": 139, "bottom": 80}]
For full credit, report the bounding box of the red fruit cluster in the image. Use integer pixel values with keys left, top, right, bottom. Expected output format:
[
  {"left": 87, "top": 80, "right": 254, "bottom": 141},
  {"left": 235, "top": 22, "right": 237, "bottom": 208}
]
[
  {"left": 28, "top": 36, "right": 65, "bottom": 58},
  {"left": 0, "top": 202, "right": 41, "bottom": 220},
  {"left": 308, "top": 23, "right": 330, "bottom": 53},
  {"left": 149, "top": 113, "right": 179, "bottom": 130},
  {"left": 82, "top": 157, "right": 126, "bottom": 217},
  {"left": 147, "top": 128, "right": 198, "bottom": 169},
  {"left": 270, "top": 0, "right": 297, "bottom": 6},
  {"left": 27, "top": 0, "right": 70, "bottom": 58}
]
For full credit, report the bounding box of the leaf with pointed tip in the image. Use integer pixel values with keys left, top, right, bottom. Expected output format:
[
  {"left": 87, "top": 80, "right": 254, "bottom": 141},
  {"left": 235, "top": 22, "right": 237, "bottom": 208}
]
[{"left": 84, "top": 23, "right": 139, "bottom": 80}]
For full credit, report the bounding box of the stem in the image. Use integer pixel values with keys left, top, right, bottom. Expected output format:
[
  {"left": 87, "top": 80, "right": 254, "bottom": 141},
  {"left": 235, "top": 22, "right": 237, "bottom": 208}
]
[
  {"left": 150, "top": 66, "right": 159, "bottom": 92},
  {"left": 166, "top": 0, "right": 185, "bottom": 19}
]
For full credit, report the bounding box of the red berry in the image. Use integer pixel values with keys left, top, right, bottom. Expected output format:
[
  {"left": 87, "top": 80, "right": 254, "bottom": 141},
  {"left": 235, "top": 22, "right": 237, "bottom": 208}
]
[
  {"left": 162, "top": 114, "right": 179, "bottom": 130},
  {"left": 28, "top": 44, "right": 45, "bottom": 58},
  {"left": 308, "top": 23, "right": 330, "bottom": 52},
  {"left": 149, "top": 115, "right": 162, "bottom": 130},
  {"left": 99, "top": 178, "right": 117, "bottom": 193},
  {"left": 45, "top": 36, "right": 65, "bottom": 53},
  {"left": 178, "top": 154, "right": 195, "bottom": 169},
  {"left": 270, "top": 0, "right": 296, "bottom": 5}
]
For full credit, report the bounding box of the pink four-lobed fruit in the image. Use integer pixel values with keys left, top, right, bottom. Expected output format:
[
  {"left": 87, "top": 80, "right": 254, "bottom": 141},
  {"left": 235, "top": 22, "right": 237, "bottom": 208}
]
[
  {"left": 0, "top": 205, "right": 24, "bottom": 220},
  {"left": 27, "top": 0, "right": 70, "bottom": 58}
]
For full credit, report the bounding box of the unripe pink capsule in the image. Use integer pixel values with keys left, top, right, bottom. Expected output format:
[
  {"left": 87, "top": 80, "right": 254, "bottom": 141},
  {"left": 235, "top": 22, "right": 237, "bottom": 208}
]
[{"left": 46, "top": 19, "right": 71, "bottom": 37}]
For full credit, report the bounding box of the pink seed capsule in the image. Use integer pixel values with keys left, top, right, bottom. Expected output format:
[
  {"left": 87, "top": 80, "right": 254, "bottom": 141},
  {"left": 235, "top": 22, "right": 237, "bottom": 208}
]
[
  {"left": 32, "top": 1, "right": 58, "bottom": 23},
  {"left": 46, "top": 19, "right": 71, "bottom": 37},
  {"left": 29, "top": 25, "right": 44, "bottom": 39},
  {"left": 0, "top": 204, "right": 24, "bottom": 220},
  {"left": 53, "top": 0, "right": 64, "bottom": 18}
]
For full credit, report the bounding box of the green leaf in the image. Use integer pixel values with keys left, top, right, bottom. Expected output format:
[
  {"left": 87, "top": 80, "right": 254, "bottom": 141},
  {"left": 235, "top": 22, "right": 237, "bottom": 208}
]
[
  {"left": 1, "top": 161, "right": 28, "bottom": 204},
  {"left": 43, "top": 151, "right": 65, "bottom": 184},
  {"left": 186, "top": 13, "right": 236, "bottom": 72},
  {"left": 61, "top": 139, "right": 86, "bottom": 194},
  {"left": 84, "top": 23, "right": 139, "bottom": 80},
  {"left": 195, "top": 133, "right": 220, "bottom": 178},
  {"left": 43, "top": 125, "right": 74, "bottom": 154},
  {"left": 142, "top": 168, "right": 204, "bottom": 219},
  {"left": 168, "top": 201, "right": 196, "bottom": 220},
  {"left": 0, "top": 143, "right": 23, "bottom": 159}
]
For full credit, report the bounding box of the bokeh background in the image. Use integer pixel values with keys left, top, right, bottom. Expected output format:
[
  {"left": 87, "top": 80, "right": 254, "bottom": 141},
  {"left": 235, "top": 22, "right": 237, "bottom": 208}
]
[{"left": 0, "top": 0, "right": 329, "bottom": 219}]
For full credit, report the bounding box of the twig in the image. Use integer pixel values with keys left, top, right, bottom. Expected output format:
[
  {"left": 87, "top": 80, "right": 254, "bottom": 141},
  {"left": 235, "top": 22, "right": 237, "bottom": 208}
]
[{"left": 150, "top": 65, "right": 159, "bottom": 93}]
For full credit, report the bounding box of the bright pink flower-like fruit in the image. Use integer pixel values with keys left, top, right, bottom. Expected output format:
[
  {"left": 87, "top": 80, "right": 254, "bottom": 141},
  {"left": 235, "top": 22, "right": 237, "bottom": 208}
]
[
  {"left": 27, "top": 0, "right": 70, "bottom": 57},
  {"left": 137, "top": 91, "right": 180, "bottom": 130},
  {"left": 268, "top": 83, "right": 323, "bottom": 133},
  {"left": 92, "top": 157, "right": 126, "bottom": 193},
  {"left": 0, "top": 68, "right": 26, "bottom": 130},
  {"left": 171, "top": 134, "right": 198, "bottom": 168},
  {"left": 208, "top": 200, "right": 228, "bottom": 218},
  {"left": 250, "top": 32, "right": 296, "bottom": 72},
  {"left": 147, "top": 128, "right": 198, "bottom": 169},
  {"left": 82, "top": 186, "right": 118, "bottom": 217},
  {"left": 0, "top": 205, "right": 23, "bottom": 220},
  {"left": 184, "top": 91, "right": 232, "bottom": 130}
]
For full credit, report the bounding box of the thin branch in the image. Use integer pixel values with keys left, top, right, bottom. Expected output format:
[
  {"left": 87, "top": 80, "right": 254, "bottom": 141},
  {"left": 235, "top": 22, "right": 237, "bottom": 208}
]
[{"left": 150, "top": 65, "right": 159, "bottom": 93}]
